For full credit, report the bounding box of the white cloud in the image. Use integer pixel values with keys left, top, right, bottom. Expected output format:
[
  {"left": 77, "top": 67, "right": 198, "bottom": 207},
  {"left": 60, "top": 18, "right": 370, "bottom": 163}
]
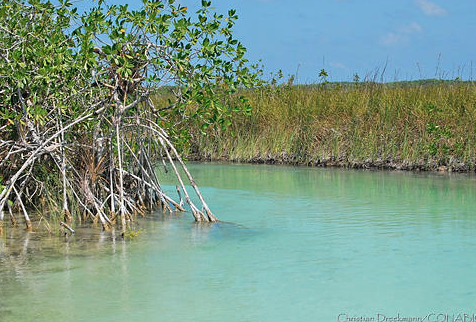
[
  {"left": 415, "top": 0, "right": 447, "bottom": 16},
  {"left": 380, "top": 22, "right": 422, "bottom": 46},
  {"left": 329, "top": 62, "right": 347, "bottom": 69},
  {"left": 399, "top": 22, "right": 423, "bottom": 34},
  {"left": 381, "top": 32, "right": 406, "bottom": 46}
]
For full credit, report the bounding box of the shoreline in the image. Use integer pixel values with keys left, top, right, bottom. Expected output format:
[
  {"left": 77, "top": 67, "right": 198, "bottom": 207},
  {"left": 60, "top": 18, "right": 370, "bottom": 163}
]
[{"left": 185, "top": 153, "right": 475, "bottom": 173}]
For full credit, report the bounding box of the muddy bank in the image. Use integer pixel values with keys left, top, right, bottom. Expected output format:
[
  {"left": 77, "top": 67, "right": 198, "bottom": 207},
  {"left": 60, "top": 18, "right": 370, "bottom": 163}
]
[{"left": 185, "top": 152, "right": 476, "bottom": 173}]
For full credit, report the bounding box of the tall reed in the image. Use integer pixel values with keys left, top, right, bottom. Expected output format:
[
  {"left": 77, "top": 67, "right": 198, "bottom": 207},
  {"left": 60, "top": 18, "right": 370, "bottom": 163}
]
[{"left": 184, "top": 81, "right": 476, "bottom": 171}]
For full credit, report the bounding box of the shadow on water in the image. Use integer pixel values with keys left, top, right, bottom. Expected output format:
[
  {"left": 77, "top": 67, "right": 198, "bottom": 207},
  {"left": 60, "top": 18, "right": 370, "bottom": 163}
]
[
  {"left": 0, "top": 211, "right": 262, "bottom": 321},
  {"left": 189, "top": 220, "right": 257, "bottom": 245},
  {"left": 0, "top": 211, "right": 256, "bottom": 269}
]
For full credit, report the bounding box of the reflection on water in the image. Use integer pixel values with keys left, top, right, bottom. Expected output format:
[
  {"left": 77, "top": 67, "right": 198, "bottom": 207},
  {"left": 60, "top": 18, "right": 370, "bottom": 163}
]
[{"left": 1, "top": 164, "right": 476, "bottom": 321}]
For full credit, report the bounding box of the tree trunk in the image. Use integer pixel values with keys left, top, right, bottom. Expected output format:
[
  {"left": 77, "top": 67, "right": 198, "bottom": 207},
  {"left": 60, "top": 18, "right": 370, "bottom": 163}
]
[
  {"left": 57, "top": 103, "right": 72, "bottom": 223},
  {"left": 109, "top": 137, "right": 116, "bottom": 219},
  {"left": 115, "top": 117, "right": 127, "bottom": 235}
]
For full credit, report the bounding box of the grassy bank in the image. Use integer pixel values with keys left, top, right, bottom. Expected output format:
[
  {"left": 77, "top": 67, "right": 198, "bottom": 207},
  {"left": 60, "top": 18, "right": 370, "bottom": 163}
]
[{"left": 183, "top": 81, "right": 476, "bottom": 172}]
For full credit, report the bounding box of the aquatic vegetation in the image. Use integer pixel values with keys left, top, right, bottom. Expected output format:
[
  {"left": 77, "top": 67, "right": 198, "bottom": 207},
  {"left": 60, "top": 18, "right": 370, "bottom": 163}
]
[{"left": 123, "top": 229, "right": 142, "bottom": 240}]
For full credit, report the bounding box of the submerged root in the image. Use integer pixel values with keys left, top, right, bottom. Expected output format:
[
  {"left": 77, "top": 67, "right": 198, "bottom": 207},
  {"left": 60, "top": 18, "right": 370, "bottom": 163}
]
[
  {"left": 0, "top": 97, "right": 218, "bottom": 236},
  {"left": 25, "top": 220, "right": 32, "bottom": 232},
  {"left": 10, "top": 215, "right": 16, "bottom": 226}
]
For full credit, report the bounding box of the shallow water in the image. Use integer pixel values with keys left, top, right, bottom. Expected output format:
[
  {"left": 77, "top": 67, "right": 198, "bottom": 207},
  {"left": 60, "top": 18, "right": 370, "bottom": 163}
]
[{"left": 1, "top": 163, "right": 476, "bottom": 321}]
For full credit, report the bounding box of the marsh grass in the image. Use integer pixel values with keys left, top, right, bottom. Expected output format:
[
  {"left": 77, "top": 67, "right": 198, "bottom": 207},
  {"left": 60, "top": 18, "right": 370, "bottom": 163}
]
[{"left": 182, "top": 81, "right": 476, "bottom": 171}]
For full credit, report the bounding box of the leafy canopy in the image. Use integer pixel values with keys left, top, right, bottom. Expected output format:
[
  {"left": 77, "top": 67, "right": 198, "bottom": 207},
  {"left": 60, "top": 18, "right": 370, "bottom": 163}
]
[{"left": 0, "top": 0, "right": 262, "bottom": 143}]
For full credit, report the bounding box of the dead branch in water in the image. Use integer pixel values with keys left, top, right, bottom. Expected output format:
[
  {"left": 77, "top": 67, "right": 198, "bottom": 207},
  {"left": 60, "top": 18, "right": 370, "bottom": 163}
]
[{"left": 60, "top": 221, "right": 75, "bottom": 235}]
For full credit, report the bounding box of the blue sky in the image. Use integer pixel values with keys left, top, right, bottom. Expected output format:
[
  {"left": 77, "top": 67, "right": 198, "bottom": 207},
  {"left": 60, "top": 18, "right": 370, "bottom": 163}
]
[{"left": 78, "top": 0, "right": 476, "bottom": 83}]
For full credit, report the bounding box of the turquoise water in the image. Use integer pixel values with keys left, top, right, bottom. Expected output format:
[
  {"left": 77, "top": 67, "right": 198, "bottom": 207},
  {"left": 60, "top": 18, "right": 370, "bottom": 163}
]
[{"left": 1, "top": 163, "right": 476, "bottom": 321}]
